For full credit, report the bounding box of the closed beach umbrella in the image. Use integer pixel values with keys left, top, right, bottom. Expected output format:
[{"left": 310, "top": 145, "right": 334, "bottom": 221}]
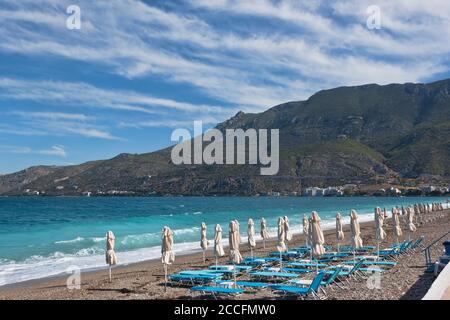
[
  {"left": 310, "top": 212, "right": 325, "bottom": 273},
  {"left": 260, "top": 218, "right": 270, "bottom": 249},
  {"left": 375, "top": 207, "right": 386, "bottom": 257},
  {"left": 161, "top": 226, "right": 175, "bottom": 292},
  {"left": 392, "top": 208, "right": 403, "bottom": 245},
  {"left": 105, "top": 230, "right": 117, "bottom": 282},
  {"left": 310, "top": 212, "right": 325, "bottom": 257},
  {"left": 336, "top": 213, "right": 344, "bottom": 252},
  {"left": 350, "top": 210, "right": 363, "bottom": 249},
  {"left": 283, "top": 216, "right": 293, "bottom": 250},
  {"left": 229, "top": 220, "right": 243, "bottom": 264},
  {"left": 200, "top": 222, "right": 209, "bottom": 263},
  {"left": 414, "top": 204, "right": 421, "bottom": 224},
  {"left": 407, "top": 208, "right": 417, "bottom": 240},
  {"left": 234, "top": 219, "right": 242, "bottom": 244},
  {"left": 303, "top": 214, "right": 310, "bottom": 247},
  {"left": 247, "top": 218, "right": 256, "bottom": 258},
  {"left": 214, "top": 224, "right": 225, "bottom": 266},
  {"left": 229, "top": 220, "right": 242, "bottom": 286},
  {"left": 276, "top": 217, "right": 286, "bottom": 268},
  {"left": 350, "top": 210, "right": 363, "bottom": 264}
]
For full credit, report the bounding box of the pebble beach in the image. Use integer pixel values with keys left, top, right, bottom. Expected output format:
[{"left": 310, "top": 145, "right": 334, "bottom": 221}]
[{"left": 0, "top": 208, "right": 448, "bottom": 300}]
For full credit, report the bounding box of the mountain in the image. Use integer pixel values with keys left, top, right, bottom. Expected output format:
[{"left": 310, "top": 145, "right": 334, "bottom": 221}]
[{"left": 1, "top": 79, "right": 449, "bottom": 196}]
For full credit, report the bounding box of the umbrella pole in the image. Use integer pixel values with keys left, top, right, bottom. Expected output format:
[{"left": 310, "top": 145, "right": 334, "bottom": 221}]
[
  {"left": 203, "top": 250, "right": 205, "bottom": 264},
  {"left": 233, "top": 265, "right": 237, "bottom": 288},
  {"left": 263, "top": 239, "right": 266, "bottom": 249},
  {"left": 280, "top": 252, "right": 282, "bottom": 269},
  {"left": 164, "top": 263, "right": 167, "bottom": 293},
  {"left": 337, "top": 242, "right": 340, "bottom": 253},
  {"left": 250, "top": 247, "right": 253, "bottom": 259},
  {"left": 377, "top": 241, "right": 380, "bottom": 260},
  {"left": 215, "top": 254, "right": 218, "bottom": 267},
  {"left": 353, "top": 250, "right": 356, "bottom": 266},
  {"left": 109, "top": 265, "right": 112, "bottom": 283}
]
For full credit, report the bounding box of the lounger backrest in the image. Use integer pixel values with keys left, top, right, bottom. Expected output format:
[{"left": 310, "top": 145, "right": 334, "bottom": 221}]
[
  {"left": 350, "top": 260, "right": 364, "bottom": 274},
  {"left": 309, "top": 272, "right": 326, "bottom": 293},
  {"left": 412, "top": 236, "right": 424, "bottom": 248},
  {"left": 326, "top": 267, "right": 342, "bottom": 284}
]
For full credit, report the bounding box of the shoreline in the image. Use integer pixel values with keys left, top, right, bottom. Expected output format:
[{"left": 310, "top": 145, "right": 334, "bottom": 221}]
[
  {"left": 1, "top": 208, "right": 449, "bottom": 300},
  {"left": 0, "top": 207, "right": 403, "bottom": 288}
]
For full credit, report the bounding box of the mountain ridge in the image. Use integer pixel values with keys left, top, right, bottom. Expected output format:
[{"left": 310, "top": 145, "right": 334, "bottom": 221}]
[{"left": 1, "top": 78, "right": 449, "bottom": 196}]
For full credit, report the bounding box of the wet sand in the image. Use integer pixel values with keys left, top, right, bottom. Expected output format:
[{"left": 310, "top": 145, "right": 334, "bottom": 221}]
[{"left": 0, "top": 209, "right": 449, "bottom": 300}]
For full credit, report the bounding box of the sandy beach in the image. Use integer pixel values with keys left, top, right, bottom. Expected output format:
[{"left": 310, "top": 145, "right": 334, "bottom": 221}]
[{"left": 0, "top": 209, "right": 449, "bottom": 300}]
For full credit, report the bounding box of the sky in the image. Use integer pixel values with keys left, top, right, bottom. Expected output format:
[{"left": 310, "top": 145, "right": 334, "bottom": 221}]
[{"left": 0, "top": 0, "right": 449, "bottom": 174}]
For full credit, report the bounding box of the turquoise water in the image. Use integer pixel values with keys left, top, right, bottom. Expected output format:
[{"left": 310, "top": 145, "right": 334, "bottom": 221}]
[{"left": 0, "top": 196, "right": 447, "bottom": 285}]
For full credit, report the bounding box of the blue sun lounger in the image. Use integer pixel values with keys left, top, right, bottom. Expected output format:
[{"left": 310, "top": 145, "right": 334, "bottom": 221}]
[
  {"left": 343, "top": 260, "right": 397, "bottom": 267},
  {"left": 286, "top": 262, "right": 328, "bottom": 268},
  {"left": 190, "top": 286, "right": 244, "bottom": 298},
  {"left": 250, "top": 271, "right": 300, "bottom": 279},
  {"left": 179, "top": 270, "right": 227, "bottom": 275},
  {"left": 170, "top": 273, "right": 222, "bottom": 284},
  {"left": 271, "top": 272, "right": 326, "bottom": 299},
  {"left": 288, "top": 267, "right": 345, "bottom": 294},
  {"left": 209, "top": 265, "right": 253, "bottom": 272},
  {"left": 242, "top": 257, "right": 278, "bottom": 265},
  {"left": 215, "top": 280, "right": 272, "bottom": 289},
  {"left": 324, "top": 260, "right": 364, "bottom": 278},
  {"left": 269, "top": 251, "right": 304, "bottom": 258},
  {"left": 281, "top": 267, "right": 314, "bottom": 273}
]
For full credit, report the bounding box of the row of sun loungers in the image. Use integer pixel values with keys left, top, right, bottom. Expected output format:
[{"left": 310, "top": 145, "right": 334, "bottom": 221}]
[{"left": 168, "top": 237, "right": 425, "bottom": 299}]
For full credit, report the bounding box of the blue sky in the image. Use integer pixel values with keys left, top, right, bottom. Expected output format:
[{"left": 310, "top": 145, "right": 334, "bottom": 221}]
[{"left": 0, "top": 0, "right": 449, "bottom": 173}]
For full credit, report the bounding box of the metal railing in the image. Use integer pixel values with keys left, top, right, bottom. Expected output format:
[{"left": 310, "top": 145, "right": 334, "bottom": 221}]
[{"left": 422, "top": 230, "right": 450, "bottom": 271}]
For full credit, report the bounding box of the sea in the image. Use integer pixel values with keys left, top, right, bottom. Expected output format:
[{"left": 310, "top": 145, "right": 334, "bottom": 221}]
[{"left": 0, "top": 196, "right": 448, "bottom": 286}]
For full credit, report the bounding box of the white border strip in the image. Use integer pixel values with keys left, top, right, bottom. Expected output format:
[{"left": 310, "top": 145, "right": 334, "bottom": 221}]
[{"left": 422, "top": 261, "right": 450, "bottom": 300}]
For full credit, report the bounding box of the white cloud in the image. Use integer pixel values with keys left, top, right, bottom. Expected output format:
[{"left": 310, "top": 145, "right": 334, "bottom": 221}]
[
  {"left": 0, "top": 0, "right": 448, "bottom": 117},
  {"left": 0, "top": 78, "right": 228, "bottom": 115},
  {"left": 0, "top": 144, "right": 67, "bottom": 157},
  {"left": 36, "top": 145, "right": 67, "bottom": 157},
  {"left": 7, "top": 107, "right": 122, "bottom": 140},
  {"left": 11, "top": 111, "right": 90, "bottom": 121}
]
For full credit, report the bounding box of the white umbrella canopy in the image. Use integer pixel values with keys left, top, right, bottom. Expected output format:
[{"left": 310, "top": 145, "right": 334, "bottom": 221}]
[
  {"left": 161, "top": 226, "right": 175, "bottom": 292},
  {"left": 106, "top": 231, "right": 118, "bottom": 265},
  {"left": 283, "top": 216, "right": 293, "bottom": 249},
  {"left": 276, "top": 217, "right": 286, "bottom": 268},
  {"left": 336, "top": 213, "right": 344, "bottom": 252},
  {"left": 276, "top": 217, "right": 286, "bottom": 252},
  {"left": 350, "top": 209, "right": 363, "bottom": 249},
  {"left": 105, "top": 230, "right": 117, "bottom": 282},
  {"left": 161, "top": 226, "right": 175, "bottom": 265},
  {"left": 229, "top": 220, "right": 243, "bottom": 264},
  {"left": 336, "top": 213, "right": 345, "bottom": 241},
  {"left": 303, "top": 214, "right": 310, "bottom": 247},
  {"left": 375, "top": 207, "right": 386, "bottom": 242},
  {"left": 214, "top": 224, "right": 225, "bottom": 256},
  {"left": 383, "top": 207, "right": 388, "bottom": 220},
  {"left": 407, "top": 207, "right": 417, "bottom": 238},
  {"left": 234, "top": 219, "right": 242, "bottom": 244},
  {"left": 392, "top": 207, "right": 403, "bottom": 242},
  {"left": 200, "top": 222, "right": 209, "bottom": 263},
  {"left": 310, "top": 211, "right": 326, "bottom": 257},
  {"left": 247, "top": 218, "right": 256, "bottom": 258},
  {"left": 260, "top": 218, "right": 270, "bottom": 248},
  {"left": 374, "top": 207, "right": 386, "bottom": 257},
  {"left": 214, "top": 224, "right": 225, "bottom": 266}
]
